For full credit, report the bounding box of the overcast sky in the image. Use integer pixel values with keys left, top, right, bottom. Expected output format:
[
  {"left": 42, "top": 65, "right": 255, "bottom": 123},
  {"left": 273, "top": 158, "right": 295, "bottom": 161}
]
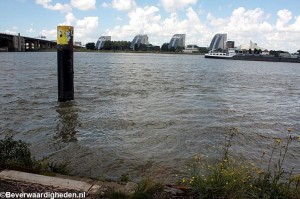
[{"left": 1, "top": 0, "right": 300, "bottom": 52}]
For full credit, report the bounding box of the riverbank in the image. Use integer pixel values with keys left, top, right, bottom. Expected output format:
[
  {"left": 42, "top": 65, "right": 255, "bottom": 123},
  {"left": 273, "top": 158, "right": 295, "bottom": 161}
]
[
  {"left": 6, "top": 49, "right": 300, "bottom": 63},
  {"left": 0, "top": 169, "right": 190, "bottom": 199},
  {"left": 1, "top": 133, "right": 299, "bottom": 199},
  {"left": 0, "top": 170, "right": 98, "bottom": 198}
]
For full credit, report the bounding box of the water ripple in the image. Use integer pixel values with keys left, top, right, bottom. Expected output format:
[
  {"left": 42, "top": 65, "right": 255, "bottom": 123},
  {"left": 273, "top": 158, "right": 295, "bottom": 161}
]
[{"left": 0, "top": 52, "right": 299, "bottom": 182}]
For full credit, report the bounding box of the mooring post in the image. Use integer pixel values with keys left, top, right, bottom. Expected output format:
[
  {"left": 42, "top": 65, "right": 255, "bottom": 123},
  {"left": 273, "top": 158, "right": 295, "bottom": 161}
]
[{"left": 57, "top": 26, "right": 74, "bottom": 102}]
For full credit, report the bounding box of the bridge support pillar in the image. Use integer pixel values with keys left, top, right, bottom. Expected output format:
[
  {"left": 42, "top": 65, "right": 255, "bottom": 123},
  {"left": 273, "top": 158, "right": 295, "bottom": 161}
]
[
  {"left": 13, "top": 33, "right": 25, "bottom": 52},
  {"left": 34, "top": 41, "right": 38, "bottom": 50}
]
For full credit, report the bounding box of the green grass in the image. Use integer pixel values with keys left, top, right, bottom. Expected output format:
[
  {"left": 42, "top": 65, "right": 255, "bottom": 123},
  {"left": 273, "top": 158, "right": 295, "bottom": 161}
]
[
  {"left": 121, "top": 173, "right": 130, "bottom": 183},
  {"left": 184, "top": 129, "right": 300, "bottom": 199},
  {"left": 131, "top": 177, "right": 163, "bottom": 199},
  {"left": 107, "top": 177, "right": 163, "bottom": 199},
  {"left": 108, "top": 191, "right": 130, "bottom": 199},
  {"left": 188, "top": 152, "right": 256, "bottom": 198}
]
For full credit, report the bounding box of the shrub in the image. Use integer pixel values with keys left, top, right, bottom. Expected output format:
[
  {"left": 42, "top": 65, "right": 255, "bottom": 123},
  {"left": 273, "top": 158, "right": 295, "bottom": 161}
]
[
  {"left": 0, "top": 136, "right": 33, "bottom": 169},
  {"left": 0, "top": 136, "right": 69, "bottom": 175}
]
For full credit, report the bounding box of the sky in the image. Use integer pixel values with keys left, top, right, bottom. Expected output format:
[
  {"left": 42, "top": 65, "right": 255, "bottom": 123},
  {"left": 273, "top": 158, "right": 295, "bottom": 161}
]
[{"left": 1, "top": 0, "right": 300, "bottom": 52}]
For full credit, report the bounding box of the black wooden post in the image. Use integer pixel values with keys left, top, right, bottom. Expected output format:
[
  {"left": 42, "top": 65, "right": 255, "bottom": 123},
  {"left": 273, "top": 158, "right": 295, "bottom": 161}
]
[{"left": 57, "top": 26, "right": 74, "bottom": 102}]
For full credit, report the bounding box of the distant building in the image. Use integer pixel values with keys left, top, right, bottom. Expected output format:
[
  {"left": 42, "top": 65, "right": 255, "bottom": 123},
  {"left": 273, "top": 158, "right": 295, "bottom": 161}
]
[
  {"left": 226, "top": 41, "right": 234, "bottom": 49},
  {"left": 130, "top": 35, "right": 148, "bottom": 50},
  {"left": 261, "top": 49, "right": 269, "bottom": 55},
  {"left": 279, "top": 52, "right": 291, "bottom": 58},
  {"left": 168, "top": 34, "right": 185, "bottom": 49},
  {"left": 291, "top": 52, "right": 300, "bottom": 58},
  {"left": 183, "top": 44, "right": 199, "bottom": 53},
  {"left": 146, "top": 44, "right": 160, "bottom": 52},
  {"left": 95, "top": 36, "right": 111, "bottom": 50},
  {"left": 209, "top": 33, "right": 227, "bottom": 51},
  {"left": 74, "top": 42, "right": 82, "bottom": 47}
]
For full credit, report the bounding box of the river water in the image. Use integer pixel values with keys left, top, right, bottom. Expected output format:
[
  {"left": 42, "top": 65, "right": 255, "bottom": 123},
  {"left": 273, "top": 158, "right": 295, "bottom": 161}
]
[{"left": 0, "top": 52, "right": 299, "bottom": 181}]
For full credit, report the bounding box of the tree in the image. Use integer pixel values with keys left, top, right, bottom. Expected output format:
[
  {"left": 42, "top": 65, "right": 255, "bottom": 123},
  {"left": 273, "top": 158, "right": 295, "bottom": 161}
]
[
  {"left": 253, "top": 48, "right": 262, "bottom": 54},
  {"left": 270, "top": 50, "right": 277, "bottom": 57},
  {"left": 161, "top": 43, "right": 169, "bottom": 52},
  {"left": 86, "top": 42, "right": 95, "bottom": 50},
  {"left": 248, "top": 49, "right": 252, "bottom": 54},
  {"left": 169, "top": 46, "right": 175, "bottom": 52},
  {"left": 134, "top": 43, "right": 139, "bottom": 51},
  {"left": 258, "top": 49, "right": 262, "bottom": 54},
  {"left": 120, "top": 41, "right": 131, "bottom": 50},
  {"left": 96, "top": 40, "right": 132, "bottom": 51},
  {"left": 198, "top": 47, "right": 209, "bottom": 53},
  {"left": 254, "top": 48, "right": 258, "bottom": 54},
  {"left": 175, "top": 46, "right": 184, "bottom": 52},
  {"left": 103, "top": 41, "right": 112, "bottom": 50},
  {"left": 297, "top": 50, "right": 300, "bottom": 54},
  {"left": 139, "top": 44, "right": 147, "bottom": 51}
]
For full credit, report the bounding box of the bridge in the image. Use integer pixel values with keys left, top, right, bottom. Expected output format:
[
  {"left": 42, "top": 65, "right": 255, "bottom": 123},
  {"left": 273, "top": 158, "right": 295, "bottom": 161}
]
[{"left": 0, "top": 33, "right": 57, "bottom": 52}]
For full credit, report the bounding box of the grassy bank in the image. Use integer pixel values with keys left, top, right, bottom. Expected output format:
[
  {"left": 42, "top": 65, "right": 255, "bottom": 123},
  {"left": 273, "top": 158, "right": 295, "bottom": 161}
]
[
  {"left": 0, "top": 130, "right": 299, "bottom": 198},
  {"left": 182, "top": 129, "right": 300, "bottom": 199}
]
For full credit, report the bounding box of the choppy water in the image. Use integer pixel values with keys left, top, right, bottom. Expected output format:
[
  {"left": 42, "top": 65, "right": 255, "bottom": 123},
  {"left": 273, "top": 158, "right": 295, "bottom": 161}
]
[{"left": 1, "top": 52, "right": 299, "bottom": 181}]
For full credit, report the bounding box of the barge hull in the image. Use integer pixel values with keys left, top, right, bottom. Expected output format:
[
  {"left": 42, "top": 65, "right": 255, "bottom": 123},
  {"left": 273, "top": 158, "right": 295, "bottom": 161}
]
[{"left": 231, "top": 55, "right": 300, "bottom": 63}]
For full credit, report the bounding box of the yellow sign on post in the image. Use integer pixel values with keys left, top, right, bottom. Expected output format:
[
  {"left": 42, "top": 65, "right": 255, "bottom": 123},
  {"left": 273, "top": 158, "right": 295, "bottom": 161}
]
[{"left": 57, "top": 26, "right": 73, "bottom": 45}]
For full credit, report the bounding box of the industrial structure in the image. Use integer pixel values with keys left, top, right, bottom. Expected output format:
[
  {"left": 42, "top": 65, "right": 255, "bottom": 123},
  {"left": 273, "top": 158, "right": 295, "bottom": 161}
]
[
  {"left": 168, "top": 34, "right": 185, "bottom": 50},
  {"left": 237, "top": 40, "right": 265, "bottom": 51},
  {"left": 95, "top": 36, "right": 111, "bottom": 50},
  {"left": 209, "top": 33, "right": 227, "bottom": 51},
  {"left": 130, "top": 35, "right": 148, "bottom": 50},
  {"left": 0, "top": 33, "right": 56, "bottom": 51}
]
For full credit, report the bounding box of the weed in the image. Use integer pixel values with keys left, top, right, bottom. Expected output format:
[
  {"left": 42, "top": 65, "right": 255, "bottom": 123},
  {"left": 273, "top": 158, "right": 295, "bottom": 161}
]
[
  {"left": 47, "top": 162, "right": 69, "bottom": 175},
  {"left": 98, "top": 173, "right": 108, "bottom": 182},
  {"left": 186, "top": 129, "right": 300, "bottom": 199},
  {"left": 121, "top": 173, "right": 130, "bottom": 183},
  {"left": 109, "top": 190, "right": 129, "bottom": 199},
  {"left": 132, "top": 177, "right": 163, "bottom": 199},
  {"left": 189, "top": 153, "right": 255, "bottom": 198},
  {"left": 250, "top": 129, "right": 300, "bottom": 199},
  {"left": 107, "top": 177, "right": 163, "bottom": 199}
]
